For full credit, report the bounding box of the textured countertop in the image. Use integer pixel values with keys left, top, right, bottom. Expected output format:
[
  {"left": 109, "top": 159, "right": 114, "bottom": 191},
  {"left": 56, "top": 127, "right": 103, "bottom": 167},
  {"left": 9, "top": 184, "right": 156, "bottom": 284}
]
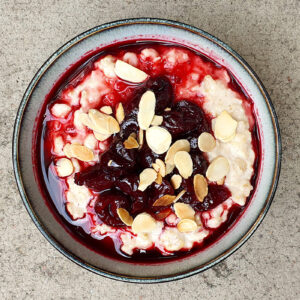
[{"left": 1, "top": 1, "right": 299, "bottom": 299}]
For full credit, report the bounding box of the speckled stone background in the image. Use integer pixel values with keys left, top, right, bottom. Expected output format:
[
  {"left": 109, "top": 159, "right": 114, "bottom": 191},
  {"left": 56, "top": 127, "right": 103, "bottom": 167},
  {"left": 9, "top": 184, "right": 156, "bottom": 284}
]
[{"left": 1, "top": 0, "right": 299, "bottom": 299}]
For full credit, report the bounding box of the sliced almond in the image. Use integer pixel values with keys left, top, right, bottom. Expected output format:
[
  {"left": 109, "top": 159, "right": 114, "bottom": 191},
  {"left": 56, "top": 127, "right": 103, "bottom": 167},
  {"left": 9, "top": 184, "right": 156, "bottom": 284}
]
[
  {"left": 56, "top": 158, "right": 74, "bottom": 177},
  {"left": 137, "top": 168, "right": 157, "bottom": 191},
  {"left": 100, "top": 106, "right": 113, "bottom": 114},
  {"left": 123, "top": 135, "right": 139, "bottom": 149},
  {"left": 217, "top": 177, "right": 225, "bottom": 185},
  {"left": 137, "top": 90, "right": 156, "bottom": 130},
  {"left": 132, "top": 213, "right": 157, "bottom": 233},
  {"left": 94, "top": 131, "right": 111, "bottom": 141},
  {"left": 117, "top": 208, "right": 133, "bottom": 226},
  {"left": 63, "top": 143, "right": 73, "bottom": 158},
  {"left": 114, "top": 60, "right": 148, "bottom": 83},
  {"left": 174, "top": 151, "right": 193, "bottom": 179},
  {"left": 138, "top": 128, "right": 144, "bottom": 148},
  {"left": 206, "top": 156, "right": 230, "bottom": 182},
  {"left": 171, "top": 174, "right": 182, "bottom": 189},
  {"left": 151, "top": 115, "right": 163, "bottom": 126},
  {"left": 164, "top": 107, "right": 171, "bottom": 112},
  {"left": 174, "top": 203, "right": 195, "bottom": 220},
  {"left": 165, "top": 139, "right": 190, "bottom": 165},
  {"left": 78, "top": 113, "right": 96, "bottom": 130},
  {"left": 115, "top": 103, "right": 125, "bottom": 124},
  {"left": 107, "top": 116, "right": 121, "bottom": 133},
  {"left": 198, "top": 132, "right": 216, "bottom": 152},
  {"left": 174, "top": 190, "right": 186, "bottom": 202},
  {"left": 155, "top": 159, "right": 166, "bottom": 177},
  {"left": 88, "top": 109, "right": 120, "bottom": 134},
  {"left": 193, "top": 174, "right": 208, "bottom": 202},
  {"left": 214, "top": 111, "right": 238, "bottom": 142},
  {"left": 165, "top": 163, "right": 175, "bottom": 175},
  {"left": 146, "top": 126, "right": 172, "bottom": 154},
  {"left": 177, "top": 219, "right": 197, "bottom": 232},
  {"left": 70, "top": 144, "right": 94, "bottom": 162},
  {"left": 153, "top": 194, "right": 176, "bottom": 206},
  {"left": 155, "top": 173, "right": 163, "bottom": 185},
  {"left": 108, "top": 160, "right": 113, "bottom": 166}
]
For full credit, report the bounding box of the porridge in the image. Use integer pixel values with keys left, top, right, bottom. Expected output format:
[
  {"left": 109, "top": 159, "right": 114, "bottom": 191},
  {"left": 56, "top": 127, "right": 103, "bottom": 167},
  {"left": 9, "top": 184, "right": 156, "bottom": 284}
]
[{"left": 35, "top": 42, "right": 260, "bottom": 261}]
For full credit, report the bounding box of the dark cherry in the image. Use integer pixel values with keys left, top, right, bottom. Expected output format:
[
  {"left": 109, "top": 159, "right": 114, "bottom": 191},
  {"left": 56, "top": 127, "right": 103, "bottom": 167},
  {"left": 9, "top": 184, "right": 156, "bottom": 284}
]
[
  {"left": 94, "top": 190, "right": 131, "bottom": 227},
  {"left": 138, "top": 144, "right": 164, "bottom": 168},
  {"left": 115, "top": 175, "right": 147, "bottom": 214},
  {"left": 191, "top": 150, "right": 209, "bottom": 175},
  {"left": 148, "top": 180, "right": 174, "bottom": 207}
]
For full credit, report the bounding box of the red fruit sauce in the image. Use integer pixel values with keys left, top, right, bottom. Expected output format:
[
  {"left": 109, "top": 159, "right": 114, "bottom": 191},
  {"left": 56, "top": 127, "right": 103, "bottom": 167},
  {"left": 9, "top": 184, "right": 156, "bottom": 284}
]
[{"left": 33, "top": 41, "right": 260, "bottom": 263}]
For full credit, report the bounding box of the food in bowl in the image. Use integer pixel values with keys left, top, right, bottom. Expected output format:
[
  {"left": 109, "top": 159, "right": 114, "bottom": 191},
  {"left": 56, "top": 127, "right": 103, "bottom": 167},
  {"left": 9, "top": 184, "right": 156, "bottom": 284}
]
[{"left": 35, "top": 41, "right": 260, "bottom": 261}]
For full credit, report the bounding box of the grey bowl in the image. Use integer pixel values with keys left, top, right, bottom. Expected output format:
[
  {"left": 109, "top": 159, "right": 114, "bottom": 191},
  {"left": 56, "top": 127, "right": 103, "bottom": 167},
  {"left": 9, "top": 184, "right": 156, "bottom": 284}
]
[{"left": 12, "top": 18, "right": 281, "bottom": 283}]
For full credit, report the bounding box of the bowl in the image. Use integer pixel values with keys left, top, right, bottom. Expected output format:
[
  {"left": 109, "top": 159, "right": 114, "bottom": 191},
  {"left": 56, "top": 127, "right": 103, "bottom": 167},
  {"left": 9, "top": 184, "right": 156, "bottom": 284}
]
[{"left": 12, "top": 18, "right": 281, "bottom": 283}]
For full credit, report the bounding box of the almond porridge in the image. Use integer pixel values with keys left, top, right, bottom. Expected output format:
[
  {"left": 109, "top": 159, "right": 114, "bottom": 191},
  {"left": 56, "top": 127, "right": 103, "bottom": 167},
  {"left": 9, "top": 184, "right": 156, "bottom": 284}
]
[{"left": 35, "top": 42, "right": 260, "bottom": 261}]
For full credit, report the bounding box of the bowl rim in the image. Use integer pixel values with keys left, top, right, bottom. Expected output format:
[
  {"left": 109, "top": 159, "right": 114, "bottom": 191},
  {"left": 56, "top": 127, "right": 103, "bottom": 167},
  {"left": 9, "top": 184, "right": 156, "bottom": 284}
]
[{"left": 12, "top": 17, "right": 281, "bottom": 283}]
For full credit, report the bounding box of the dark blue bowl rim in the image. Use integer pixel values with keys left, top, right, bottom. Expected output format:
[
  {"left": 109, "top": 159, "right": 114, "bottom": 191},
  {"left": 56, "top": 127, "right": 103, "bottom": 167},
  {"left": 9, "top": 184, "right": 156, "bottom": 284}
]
[{"left": 12, "top": 18, "right": 281, "bottom": 283}]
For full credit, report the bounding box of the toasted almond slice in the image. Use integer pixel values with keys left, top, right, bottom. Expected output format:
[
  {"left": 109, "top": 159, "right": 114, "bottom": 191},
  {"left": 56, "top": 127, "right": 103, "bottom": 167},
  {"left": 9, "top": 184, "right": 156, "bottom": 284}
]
[
  {"left": 108, "top": 160, "right": 113, "bottom": 166},
  {"left": 115, "top": 103, "right": 125, "bottom": 124},
  {"left": 100, "top": 106, "right": 113, "bottom": 114},
  {"left": 138, "top": 168, "right": 157, "bottom": 191},
  {"left": 117, "top": 208, "right": 133, "bottom": 226},
  {"left": 124, "top": 135, "right": 139, "bottom": 149},
  {"left": 78, "top": 113, "right": 96, "bottom": 130},
  {"left": 153, "top": 194, "right": 176, "bottom": 206},
  {"left": 107, "top": 116, "right": 120, "bottom": 134},
  {"left": 174, "top": 190, "right": 186, "bottom": 202},
  {"left": 70, "top": 144, "right": 94, "bottom": 162},
  {"left": 137, "top": 90, "right": 156, "bottom": 130},
  {"left": 165, "top": 139, "right": 190, "bottom": 165},
  {"left": 164, "top": 107, "right": 171, "bottom": 111},
  {"left": 198, "top": 132, "right": 216, "bottom": 152},
  {"left": 152, "top": 163, "right": 159, "bottom": 172},
  {"left": 206, "top": 156, "right": 230, "bottom": 182},
  {"left": 132, "top": 213, "right": 157, "bottom": 233},
  {"left": 217, "top": 177, "right": 225, "bottom": 185},
  {"left": 165, "top": 163, "right": 175, "bottom": 175},
  {"left": 155, "top": 159, "right": 166, "bottom": 177},
  {"left": 214, "top": 111, "right": 238, "bottom": 142},
  {"left": 151, "top": 115, "right": 163, "bottom": 126},
  {"left": 171, "top": 174, "right": 182, "bottom": 189},
  {"left": 174, "top": 202, "right": 195, "bottom": 220},
  {"left": 174, "top": 151, "right": 193, "bottom": 179},
  {"left": 114, "top": 60, "right": 148, "bottom": 83},
  {"left": 56, "top": 158, "right": 74, "bottom": 177},
  {"left": 94, "top": 131, "right": 111, "bottom": 141},
  {"left": 177, "top": 219, "right": 197, "bottom": 232},
  {"left": 88, "top": 109, "right": 110, "bottom": 134},
  {"left": 155, "top": 173, "right": 163, "bottom": 185},
  {"left": 146, "top": 126, "right": 172, "bottom": 154},
  {"left": 63, "top": 143, "right": 73, "bottom": 158},
  {"left": 138, "top": 128, "right": 144, "bottom": 148},
  {"left": 193, "top": 174, "right": 208, "bottom": 202}
]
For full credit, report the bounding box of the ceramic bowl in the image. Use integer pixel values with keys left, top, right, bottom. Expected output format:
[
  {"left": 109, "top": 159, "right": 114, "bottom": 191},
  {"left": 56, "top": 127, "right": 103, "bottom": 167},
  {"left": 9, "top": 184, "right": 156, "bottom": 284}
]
[{"left": 12, "top": 18, "right": 281, "bottom": 283}]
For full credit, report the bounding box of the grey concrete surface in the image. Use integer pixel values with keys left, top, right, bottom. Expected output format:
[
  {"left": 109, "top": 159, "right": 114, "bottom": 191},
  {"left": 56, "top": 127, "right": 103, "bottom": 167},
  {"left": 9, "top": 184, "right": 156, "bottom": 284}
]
[{"left": 0, "top": 0, "right": 299, "bottom": 299}]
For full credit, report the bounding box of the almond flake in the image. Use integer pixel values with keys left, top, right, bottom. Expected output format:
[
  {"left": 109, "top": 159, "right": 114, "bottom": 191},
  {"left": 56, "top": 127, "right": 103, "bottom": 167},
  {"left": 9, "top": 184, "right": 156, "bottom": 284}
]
[
  {"left": 174, "top": 151, "right": 193, "bottom": 179},
  {"left": 165, "top": 163, "right": 175, "bottom": 175},
  {"left": 217, "top": 177, "right": 225, "bottom": 185},
  {"left": 100, "top": 106, "right": 113, "bottom": 114},
  {"left": 174, "top": 190, "right": 186, "bottom": 202},
  {"left": 177, "top": 219, "right": 197, "bottom": 232},
  {"left": 63, "top": 143, "right": 73, "bottom": 158},
  {"left": 117, "top": 208, "right": 133, "bottom": 226},
  {"left": 193, "top": 174, "right": 208, "bottom": 202},
  {"left": 152, "top": 163, "right": 159, "bottom": 172},
  {"left": 165, "top": 139, "right": 190, "bottom": 165},
  {"left": 198, "top": 132, "right": 216, "bottom": 152},
  {"left": 137, "top": 90, "right": 156, "bottom": 130},
  {"left": 78, "top": 113, "right": 97, "bottom": 131},
  {"left": 171, "top": 174, "right": 182, "bottom": 189},
  {"left": 146, "top": 126, "right": 172, "bottom": 154},
  {"left": 56, "top": 158, "right": 74, "bottom": 177},
  {"left": 151, "top": 115, "right": 163, "bottom": 126},
  {"left": 114, "top": 60, "right": 148, "bottom": 83},
  {"left": 107, "top": 116, "right": 121, "bottom": 133},
  {"left": 155, "top": 210, "right": 172, "bottom": 220},
  {"left": 206, "top": 156, "right": 230, "bottom": 182},
  {"left": 138, "top": 168, "right": 157, "bottom": 191},
  {"left": 164, "top": 107, "right": 171, "bottom": 111},
  {"left": 70, "top": 144, "right": 94, "bottom": 162},
  {"left": 115, "top": 103, "right": 125, "bottom": 124},
  {"left": 174, "top": 202, "right": 195, "bottom": 220},
  {"left": 155, "top": 159, "right": 166, "bottom": 177},
  {"left": 214, "top": 111, "right": 238, "bottom": 142},
  {"left": 153, "top": 194, "right": 176, "bottom": 206},
  {"left": 108, "top": 160, "right": 113, "bottom": 166},
  {"left": 138, "top": 129, "right": 144, "bottom": 148},
  {"left": 94, "top": 131, "right": 111, "bottom": 141},
  {"left": 155, "top": 173, "right": 163, "bottom": 185},
  {"left": 132, "top": 213, "right": 157, "bottom": 233},
  {"left": 123, "top": 135, "right": 139, "bottom": 149},
  {"left": 88, "top": 109, "right": 120, "bottom": 134}
]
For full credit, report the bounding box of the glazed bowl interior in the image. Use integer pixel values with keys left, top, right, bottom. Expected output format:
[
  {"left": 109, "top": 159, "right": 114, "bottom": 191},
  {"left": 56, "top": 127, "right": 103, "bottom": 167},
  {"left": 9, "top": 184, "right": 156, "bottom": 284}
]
[{"left": 13, "top": 19, "right": 280, "bottom": 283}]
